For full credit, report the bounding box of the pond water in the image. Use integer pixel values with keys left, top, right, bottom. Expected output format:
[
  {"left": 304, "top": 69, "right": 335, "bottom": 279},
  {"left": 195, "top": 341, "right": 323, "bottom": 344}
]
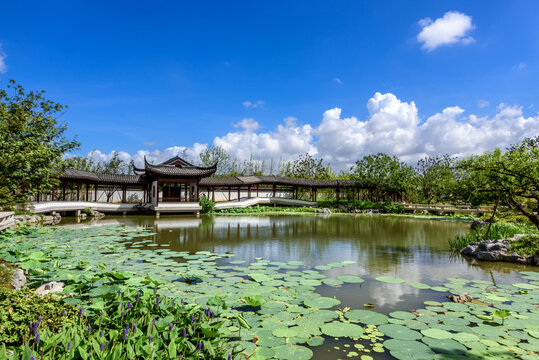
[{"left": 55, "top": 214, "right": 537, "bottom": 359}]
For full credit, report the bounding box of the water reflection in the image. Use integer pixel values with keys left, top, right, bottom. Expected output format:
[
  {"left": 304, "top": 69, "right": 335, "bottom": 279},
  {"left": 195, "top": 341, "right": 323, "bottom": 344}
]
[{"left": 61, "top": 214, "right": 533, "bottom": 313}]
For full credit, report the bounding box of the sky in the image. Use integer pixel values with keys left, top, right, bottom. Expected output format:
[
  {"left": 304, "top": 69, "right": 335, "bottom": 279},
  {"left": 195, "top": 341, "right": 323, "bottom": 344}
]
[{"left": 1, "top": 1, "right": 538, "bottom": 170}]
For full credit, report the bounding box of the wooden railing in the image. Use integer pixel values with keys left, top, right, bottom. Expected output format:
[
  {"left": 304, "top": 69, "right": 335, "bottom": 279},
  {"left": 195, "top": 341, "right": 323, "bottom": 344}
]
[{"left": 0, "top": 212, "right": 15, "bottom": 231}]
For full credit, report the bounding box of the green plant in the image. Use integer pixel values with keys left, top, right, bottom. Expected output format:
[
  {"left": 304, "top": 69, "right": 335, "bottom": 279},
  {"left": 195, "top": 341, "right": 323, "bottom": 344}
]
[
  {"left": 0, "top": 261, "right": 14, "bottom": 289},
  {"left": 509, "top": 234, "right": 539, "bottom": 256},
  {"left": 131, "top": 203, "right": 153, "bottom": 215},
  {"left": 199, "top": 197, "right": 215, "bottom": 214}
]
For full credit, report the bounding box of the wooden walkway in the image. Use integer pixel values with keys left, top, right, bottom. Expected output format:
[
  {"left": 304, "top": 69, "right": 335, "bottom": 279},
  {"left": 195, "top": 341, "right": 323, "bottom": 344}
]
[{"left": 0, "top": 212, "right": 15, "bottom": 231}]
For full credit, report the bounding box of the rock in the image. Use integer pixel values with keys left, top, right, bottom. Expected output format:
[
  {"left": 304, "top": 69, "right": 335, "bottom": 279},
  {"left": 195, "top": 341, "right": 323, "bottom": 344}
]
[
  {"left": 1, "top": 264, "right": 26, "bottom": 290},
  {"left": 499, "top": 252, "right": 522, "bottom": 263},
  {"left": 89, "top": 208, "right": 105, "bottom": 218},
  {"left": 35, "top": 281, "right": 65, "bottom": 295},
  {"left": 486, "top": 242, "right": 508, "bottom": 251},
  {"left": 446, "top": 293, "right": 473, "bottom": 303},
  {"left": 79, "top": 213, "right": 87, "bottom": 220},
  {"left": 470, "top": 220, "right": 488, "bottom": 230},
  {"left": 461, "top": 245, "right": 478, "bottom": 256},
  {"left": 315, "top": 208, "right": 331, "bottom": 214},
  {"left": 476, "top": 251, "right": 500, "bottom": 261}
]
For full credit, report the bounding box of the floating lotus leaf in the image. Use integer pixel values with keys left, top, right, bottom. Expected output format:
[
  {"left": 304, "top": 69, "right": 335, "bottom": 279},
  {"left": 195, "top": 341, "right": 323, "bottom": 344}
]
[
  {"left": 314, "top": 265, "right": 331, "bottom": 271},
  {"left": 408, "top": 282, "right": 431, "bottom": 289},
  {"left": 421, "top": 337, "right": 467, "bottom": 355},
  {"left": 471, "top": 325, "right": 507, "bottom": 337},
  {"left": 378, "top": 324, "right": 422, "bottom": 340},
  {"left": 341, "top": 260, "right": 356, "bottom": 265},
  {"left": 527, "top": 329, "right": 539, "bottom": 339},
  {"left": 271, "top": 344, "right": 313, "bottom": 360},
  {"left": 287, "top": 261, "right": 304, "bottom": 266},
  {"left": 376, "top": 276, "right": 405, "bottom": 284},
  {"left": 304, "top": 296, "right": 341, "bottom": 309},
  {"left": 389, "top": 311, "right": 416, "bottom": 320},
  {"left": 431, "top": 286, "right": 450, "bottom": 292},
  {"left": 273, "top": 327, "right": 300, "bottom": 338},
  {"left": 320, "top": 322, "right": 364, "bottom": 338},
  {"left": 383, "top": 339, "right": 434, "bottom": 360},
  {"left": 299, "top": 279, "right": 322, "bottom": 286},
  {"left": 337, "top": 275, "right": 365, "bottom": 283},
  {"left": 421, "top": 328, "right": 453, "bottom": 339},
  {"left": 322, "top": 278, "right": 343, "bottom": 287},
  {"left": 345, "top": 310, "right": 389, "bottom": 325},
  {"left": 424, "top": 301, "right": 443, "bottom": 306},
  {"left": 306, "top": 336, "right": 324, "bottom": 346}
]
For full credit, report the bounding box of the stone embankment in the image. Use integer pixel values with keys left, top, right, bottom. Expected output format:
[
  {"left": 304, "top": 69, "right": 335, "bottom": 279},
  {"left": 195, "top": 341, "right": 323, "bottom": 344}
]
[
  {"left": 15, "top": 213, "right": 62, "bottom": 225},
  {"left": 461, "top": 234, "right": 539, "bottom": 266}
]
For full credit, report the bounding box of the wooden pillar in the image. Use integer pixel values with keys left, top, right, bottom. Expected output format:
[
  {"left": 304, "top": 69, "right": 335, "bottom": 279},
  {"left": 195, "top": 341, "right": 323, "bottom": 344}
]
[
  {"left": 248, "top": 185, "right": 251, "bottom": 199},
  {"left": 86, "top": 184, "right": 89, "bottom": 201},
  {"left": 156, "top": 181, "right": 160, "bottom": 206},
  {"left": 272, "top": 184, "right": 276, "bottom": 197},
  {"left": 63, "top": 182, "right": 66, "bottom": 201},
  {"left": 122, "top": 186, "right": 127, "bottom": 203},
  {"left": 94, "top": 184, "right": 98, "bottom": 202},
  {"left": 256, "top": 184, "right": 259, "bottom": 198},
  {"left": 314, "top": 189, "right": 317, "bottom": 202},
  {"left": 228, "top": 186, "right": 231, "bottom": 201},
  {"left": 196, "top": 179, "right": 200, "bottom": 202},
  {"left": 77, "top": 183, "right": 80, "bottom": 201},
  {"left": 238, "top": 187, "right": 241, "bottom": 201},
  {"left": 212, "top": 187, "right": 215, "bottom": 202}
]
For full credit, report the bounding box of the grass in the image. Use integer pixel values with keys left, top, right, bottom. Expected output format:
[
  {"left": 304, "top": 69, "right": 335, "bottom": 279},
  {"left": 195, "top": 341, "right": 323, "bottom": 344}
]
[
  {"left": 510, "top": 234, "right": 539, "bottom": 256},
  {"left": 449, "top": 221, "right": 539, "bottom": 251}
]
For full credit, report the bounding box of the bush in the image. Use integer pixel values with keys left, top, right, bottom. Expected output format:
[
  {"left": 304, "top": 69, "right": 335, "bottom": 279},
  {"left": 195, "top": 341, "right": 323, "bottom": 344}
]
[
  {"left": 199, "top": 197, "right": 215, "bottom": 214},
  {"left": 2, "top": 287, "right": 239, "bottom": 359},
  {"left": 217, "top": 205, "right": 314, "bottom": 214},
  {"left": 449, "top": 222, "right": 539, "bottom": 251},
  {"left": 510, "top": 235, "right": 539, "bottom": 256}
]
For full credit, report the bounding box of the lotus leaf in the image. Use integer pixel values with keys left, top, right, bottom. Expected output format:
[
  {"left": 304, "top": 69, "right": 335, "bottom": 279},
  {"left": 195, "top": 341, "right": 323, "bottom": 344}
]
[
  {"left": 376, "top": 276, "right": 405, "bottom": 284},
  {"left": 320, "top": 322, "right": 364, "bottom": 338},
  {"left": 378, "top": 324, "right": 422, "bottom": 340},
  {"left": 304, "top": 296, "right": 341, "bottom": 309}
]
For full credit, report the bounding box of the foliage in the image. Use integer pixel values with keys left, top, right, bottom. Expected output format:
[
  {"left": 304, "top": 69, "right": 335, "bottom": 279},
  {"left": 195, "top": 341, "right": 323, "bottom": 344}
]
[
  {"left": 216, "top": 205, "right": 314, "bottom": 214},
  {"left": 449, "top": 221, "right": 539, "bottom": 251},
  {"left": 0, "top": 287, "right": 80, "bottom": 347},
  {"left": 350, "top": 153, "right": 415, "bottom": 202},
  {"left": 63, "top": 151, "right": 133, "bottom": 175},
  {"left": 2, "top": 288, "right": 237, "bottom": 359},
  {"left": 282, "top": 153, "right": 332, "bottom": 179},
  {"left": 509, "top": 234, "right": 539, "bottom": 256},
  {"left": 0, "top": 261, "right": 14, "bottom": 289},
  {"left": 199, "top": 145, "right": 231, "bottom": 175},
  {"left": 415, "top": 155, "right": 457, "bottom": 204},
  {"left": 456, "top": 136, "right": 539, "bottom": 229},
  {"left": 0, "top": 223, "right": 36, "bottom": 240},
  {"left": 199, "top": 197, "right": 215, "bottom": 214},
  {"left": 0, "top": 80, "right": 80, "bottom": 210},
  {"left": 315, "top": 200, "right": 403, "bottom": 213}
]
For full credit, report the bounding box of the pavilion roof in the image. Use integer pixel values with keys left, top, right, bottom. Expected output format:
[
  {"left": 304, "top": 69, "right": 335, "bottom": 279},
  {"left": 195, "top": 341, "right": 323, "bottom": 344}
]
[
  {"left": 60, "top": 168, "right": 145, "bottom": 185},
  {"left": 200, "top": 176, "right": 363, "bottom": 188},
  {"left": 143, "top": 157, "right": 217, "bottom": 177}
]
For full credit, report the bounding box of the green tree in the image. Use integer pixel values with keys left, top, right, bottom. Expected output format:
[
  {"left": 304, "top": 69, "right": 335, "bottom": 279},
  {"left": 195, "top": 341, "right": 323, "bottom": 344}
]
[
  {"left": 457, "top": 136, "right": 539, "bottom": 229},
  {"left": 283, "top": 153, "right": 331, "bottom": 179},
  {"left": 415, "top": 154, "right": 456, "bottom": 204},
  {"left": 199, "top": 145, "right": 230, "bottom": 175},
  {"left": 0, "top": 80, "right": 80, "bottom": 209},
  {"left": 351, "top": 153, "right": 414, "bottom": 202}
]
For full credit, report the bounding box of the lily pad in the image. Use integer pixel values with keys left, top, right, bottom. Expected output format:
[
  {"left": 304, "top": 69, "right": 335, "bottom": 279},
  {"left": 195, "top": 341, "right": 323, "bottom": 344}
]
[
  {"left": 376, "top": 276, "right": 405, "bottom": 284},
  {"left": 378, "top": 324, "right": 422, "bottom": 340},
  {"left": 345, "top": 310, "right": 389, "bottom": 325},
  {"left": 304, "top": 297, "right": 341, "bottom": 309},
  {"left": 320, "top": 322, "right": 364, "bottom": 338},
  {"left": 421, "top": 328, "right": 453, "bottom": 339},
  {"left": 337, "top": 275, "right": 365, "bottom": 283}
]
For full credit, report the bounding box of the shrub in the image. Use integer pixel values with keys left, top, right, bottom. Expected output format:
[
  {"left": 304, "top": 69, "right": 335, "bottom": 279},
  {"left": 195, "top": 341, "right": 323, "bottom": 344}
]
[
  {"left": 449, "top": 222, "right": 539, "bottom": 251},
  {"left": 199, "top": 197, "right": 215, "bottom": 214},
  {"left": 510, "top": 235, "right": 539, "bottom": 256}
]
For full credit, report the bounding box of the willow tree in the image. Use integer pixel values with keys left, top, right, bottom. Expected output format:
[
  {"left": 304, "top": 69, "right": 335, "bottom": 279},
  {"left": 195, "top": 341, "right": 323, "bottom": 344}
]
[
  {"left": 458, "top": 136, "right": 539, "bottom": 229},
  {"left": 0, "top": 80, "right": 79, "bottom": 209}
]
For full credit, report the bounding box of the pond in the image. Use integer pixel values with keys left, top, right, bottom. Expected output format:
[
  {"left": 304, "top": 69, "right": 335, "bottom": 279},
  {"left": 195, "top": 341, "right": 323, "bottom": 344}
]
[{"left": 48, "top": 214, "right": 538, "bottom": 359}]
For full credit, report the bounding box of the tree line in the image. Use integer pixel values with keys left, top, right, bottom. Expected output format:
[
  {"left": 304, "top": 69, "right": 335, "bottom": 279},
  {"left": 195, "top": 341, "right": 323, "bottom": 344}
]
[{"left": 1, "top": 80, "right": 537, "bottom": 229}]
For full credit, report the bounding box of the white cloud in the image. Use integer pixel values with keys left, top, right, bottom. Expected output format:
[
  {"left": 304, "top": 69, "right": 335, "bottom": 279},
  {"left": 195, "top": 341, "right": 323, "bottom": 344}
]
[
  {"left": 417, "top": 11, "right": 475, "bottom": 51},
  {"left": 234, "top": 118, "right": 261, "bottom": 131},
  {"left": 477, "top": 100, "right": 490, "bottom": 108},
  {"left": 87, "top": 93, "right": 539, "bottom": 171},
  {"left": 334, "top": 78, "right": 343, "bottom": 85},
  {"left": 512, "top": 62, "right": 526, "bottom": 71},
  {"left": 242, "top": 100, "right": 265, "bottom": 109},
  {"left": 0, "top": 45, "right": 7, "bottom": 74}
]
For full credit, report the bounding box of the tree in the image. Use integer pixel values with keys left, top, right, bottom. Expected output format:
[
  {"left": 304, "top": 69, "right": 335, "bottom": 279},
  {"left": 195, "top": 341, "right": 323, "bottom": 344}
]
[
  {"left": 0, "top": 80, "right": 80, "bottom": 209},
  {"left": 351, "top": 153, "right": 414, "bottom": 202},
  {"left": 457, "top": 136, "right": 539, "bottom": 229},
  {"left": 415, "top": 155, "right": 456, "bottom": 204},
  {"left": 283, "top": 153, "right": 331, "bottom": 179},
  {"left": 199, "top": 145, "right": 230, "bottom": 175}
]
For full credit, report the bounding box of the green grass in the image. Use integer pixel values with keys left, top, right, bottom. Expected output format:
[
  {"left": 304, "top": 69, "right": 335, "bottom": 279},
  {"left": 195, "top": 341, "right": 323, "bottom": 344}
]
[
  {"left": 510, "top": 234, "right": 539, "bottom": 256},
  {"left": 449, "top": 221, "right": 539, "bottom": 251}
]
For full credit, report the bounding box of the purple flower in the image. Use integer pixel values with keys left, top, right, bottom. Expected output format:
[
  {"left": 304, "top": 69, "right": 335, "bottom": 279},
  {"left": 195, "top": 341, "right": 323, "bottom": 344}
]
[
  {"left": 33, "top": 322, "right": 39, "bottom": 335},
  {"left": 132, "top": 323, "right": 136, "bottom": 333},
  {"left": 136, "top": 291, "right": 140, "bottom": 303},
  {"left": 198, "top": 314, "right": 202, "bottom": 322},
  {"left": 125, "top": 322, "right": 130, "bottom": 333},
  {"left": 106, "top": 341, "right": 109, "bottom": 347},
  {"left": 183, "top": 328, "right": 187, "bottom": 337},
  {"left": 156, "top": 296, "right": 159, "bottom": 306},
  {"left": 117, "top": 301, "right": 120, "bottom": 307},
  {"left": 228, "top": 354, "right": 232, "bottom": 360},
  {"left": 123, "top": 329, "right": 127, "bottom": 341},
  {"left": 153, "top": 286, "right": 157, "bottom": 295},
  {"left": 153, "top": 319, "right": 156, "bottom": 325},
  {"left": 88, "top": 326, "right": 91, "bottom": 333},
  {"left": 172, "top": 300, "right": 175, "bottom": 307},
  {"left": 198, "top": 342, "right": 202, "bottom": 351},
  {"left": 121, "top": 311, "right": 124, "bottom": 318},
  {"left": 169, "top": 324, "right": 174, "bottom": 331},
  {"left": 190, "top": 314, "right": 193, "bottom": 322},
  {"left": 118, "top": 289, "right": 121, "bottom": 296},
  {"left": 37, "top": 316, "right": 42, "bottom": 323},
  {"left": 29, "top": 323, "right": 33, "bottom": 332},
  {"left": 148, "top": 335, "right": 152, "bottom": 343},
  {"left": 78, "top": 308, "right": 83, "bottom": 318},
  {"left": 30, "top": 357, "right": 35, "bottom": 360},
  {"left": 67, "top": 341, "right": 71, "bottom": 350},
  {"left": 99, "top": 330, "right": 103, "bottom": 338},
  {"left": 35, "top": 332, "right": 40, "bottom": 344},
  {"left": 89, "top": 354, "right": 92, "bottom": 358},
  {"left": 127, "top": 301, "right": 132, "bottom": 309},
  {"left": 100, "top": 342, "right": 104, "bottom": 351},
  {"left": 61, "top": 308, "right": 66, "bottom": 316}
]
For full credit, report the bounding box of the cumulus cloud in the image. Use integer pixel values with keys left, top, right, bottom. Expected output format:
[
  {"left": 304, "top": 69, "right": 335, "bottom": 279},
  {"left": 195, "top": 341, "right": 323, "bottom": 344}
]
[
  {"left": 87, "top": 92, "right": 539, "bottom": 171},
  {"left": 242, "top": 100, "right": 265, "bottom": 109},
  {"left": 417, "top": 11, "right": 475, "bottom": 51},
  {"left": 0, "top": 45, "right": 7, "bottom": 74},
  {"left": 234, "top": 118, "right": 261, "bottom": 131}
]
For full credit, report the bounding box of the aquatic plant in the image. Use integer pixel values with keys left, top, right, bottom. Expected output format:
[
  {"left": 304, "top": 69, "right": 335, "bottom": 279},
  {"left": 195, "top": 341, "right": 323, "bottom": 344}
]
[{"left": 449, "top": 221, "right": 538, "bottom": 251}]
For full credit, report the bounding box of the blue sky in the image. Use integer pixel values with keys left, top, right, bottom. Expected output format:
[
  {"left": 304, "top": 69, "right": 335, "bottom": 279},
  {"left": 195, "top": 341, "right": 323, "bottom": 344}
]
[{"left": 1, "top": 1, "right": 538, "bottom": 168}]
